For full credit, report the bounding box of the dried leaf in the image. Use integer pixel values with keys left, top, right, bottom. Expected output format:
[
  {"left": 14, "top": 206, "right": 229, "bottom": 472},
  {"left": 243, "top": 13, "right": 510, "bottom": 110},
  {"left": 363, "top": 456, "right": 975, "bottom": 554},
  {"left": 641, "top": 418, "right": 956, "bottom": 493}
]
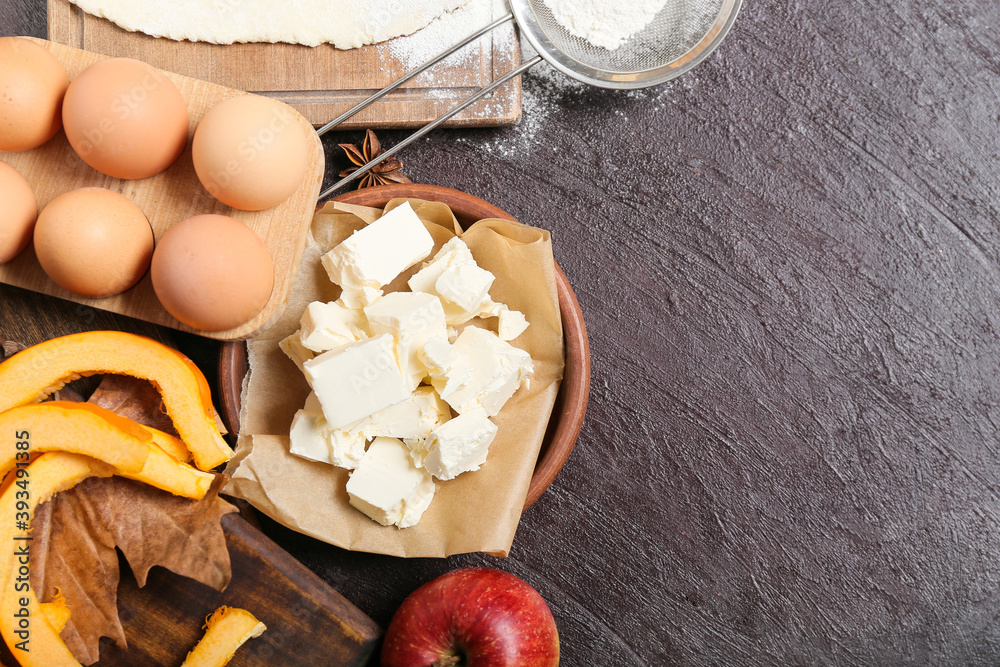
[
  {"left": 32, "top": 488, "right": 126, "bottom": 664},
  {"left": 30, "top": 476, "right": 237, "bottom": 664},
  {"left": 0, "top": 339, "right": 24, "bottom": 361},
  {"left": 88, "top": 374, "right": 178, "bottom": 437},
  {"left": 50, "top": 386, "right": 87, "bottom": 402}
]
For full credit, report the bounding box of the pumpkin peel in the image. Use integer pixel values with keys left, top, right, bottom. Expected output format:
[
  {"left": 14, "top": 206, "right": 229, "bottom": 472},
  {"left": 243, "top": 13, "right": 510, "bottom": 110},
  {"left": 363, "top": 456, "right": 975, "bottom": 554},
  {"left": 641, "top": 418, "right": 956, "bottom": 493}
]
[
  {"left": 148, "top": 427, "right": 192, "bottom": 463},
  {"left": 181, "top": 606, "right": 267, "bottom": 667},
  {"left": 0, "top": 402, "right": 151, "bottom": 481},
  {"left": 0, "top": 332, "right": 233, "bottom": 470},
  {"left": 40, "top": 591, "right": 71, "bottom": 634},
  {"left": 121, "top": 442, "right": 215, "bottom": 500},
  {"left": 0, "top": 453, "right": 115, "bottom": 667}
]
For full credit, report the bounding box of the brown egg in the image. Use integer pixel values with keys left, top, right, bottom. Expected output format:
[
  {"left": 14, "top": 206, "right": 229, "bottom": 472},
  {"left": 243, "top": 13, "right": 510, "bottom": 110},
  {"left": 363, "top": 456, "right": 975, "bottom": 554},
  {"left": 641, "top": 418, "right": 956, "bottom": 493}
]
[
  {"left": 151, "top": 214, "right": 274, "bottom": 331},
  {"left": 192, "top": 95, "right": 310, "bottom": 211},
  {"left": 0, "top": 161, "right": 38, "bottom": 264},
  {"left": 34, "top": 188, "right": 154, "bottom": 298},
  {"left": 0, "top": 37, "right": 69, "bottom": 151},
  {"left": 62, "top": 58, "right": 188, "bottom": 180}
]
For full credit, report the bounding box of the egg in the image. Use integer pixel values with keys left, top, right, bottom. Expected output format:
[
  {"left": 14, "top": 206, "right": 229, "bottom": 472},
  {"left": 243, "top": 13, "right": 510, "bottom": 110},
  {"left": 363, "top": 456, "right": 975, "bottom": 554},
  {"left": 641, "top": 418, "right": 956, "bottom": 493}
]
[
  {"left": 62, "top": 58, "right": 189, "bottom": 180},
  {"left": 151, "top": 214, "right": 274, "bottom": 331},
  {"left": 0, "top": 161, "right": 38, "bottom": 264},
  {"left": 192, "top": 95, "right": 310, "bottom": 211},
  {"left": 0, "top": 37, "right": 69, "bottom": 151},
  {"left": 34, "top": 188, "right": 154, "bottom": 298}
]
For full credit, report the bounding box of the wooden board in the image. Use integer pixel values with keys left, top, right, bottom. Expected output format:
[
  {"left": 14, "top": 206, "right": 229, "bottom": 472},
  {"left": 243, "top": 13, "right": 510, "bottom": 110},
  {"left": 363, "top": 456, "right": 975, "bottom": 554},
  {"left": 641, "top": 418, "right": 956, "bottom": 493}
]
[
  {"left": 47, "top": 0, "right": 522, "bottom": 129},
  {"left": 0, "top": 39, "right": 325, "bottom": 341},
  {"left": 102, "top": 514, "right": 380, "bottom": 666}
]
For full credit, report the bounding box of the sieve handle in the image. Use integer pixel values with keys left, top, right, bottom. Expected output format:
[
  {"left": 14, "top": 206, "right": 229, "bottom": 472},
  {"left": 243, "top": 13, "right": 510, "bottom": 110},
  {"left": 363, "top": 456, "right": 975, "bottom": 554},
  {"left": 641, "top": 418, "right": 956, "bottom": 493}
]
[
  {"left": 318, "top": 55, "right": 542, "bottom": 200},
  {"left": 316, "top": 13, "right": 516, "bottom": 138}
]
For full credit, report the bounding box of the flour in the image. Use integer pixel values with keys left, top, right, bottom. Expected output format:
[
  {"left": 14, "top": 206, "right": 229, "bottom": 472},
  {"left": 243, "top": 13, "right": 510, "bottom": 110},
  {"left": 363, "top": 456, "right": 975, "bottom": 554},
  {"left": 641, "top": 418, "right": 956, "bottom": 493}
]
[
  {"left": 387, "top": 0, "right": 511, "bottom": 70},
  {"left": 380, "top": 0, "right": 515, "bottom": 121},
  {"left": 541, "top": 0, "right": 668, "bottom": 50}
]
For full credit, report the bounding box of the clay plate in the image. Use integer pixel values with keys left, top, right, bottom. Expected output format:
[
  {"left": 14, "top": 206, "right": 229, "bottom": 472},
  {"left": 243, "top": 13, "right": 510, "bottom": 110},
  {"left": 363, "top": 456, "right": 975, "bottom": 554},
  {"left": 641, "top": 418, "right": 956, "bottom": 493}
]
[{"left": 218, "top": 184, "right": 590, "bottom": 510}]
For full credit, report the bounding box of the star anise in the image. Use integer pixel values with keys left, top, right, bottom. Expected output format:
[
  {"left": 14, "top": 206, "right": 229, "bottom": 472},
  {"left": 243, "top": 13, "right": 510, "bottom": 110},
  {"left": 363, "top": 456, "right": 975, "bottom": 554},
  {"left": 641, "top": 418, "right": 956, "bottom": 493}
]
[{"left": 338, "top": 129, "right": 411, "bottom": 189}]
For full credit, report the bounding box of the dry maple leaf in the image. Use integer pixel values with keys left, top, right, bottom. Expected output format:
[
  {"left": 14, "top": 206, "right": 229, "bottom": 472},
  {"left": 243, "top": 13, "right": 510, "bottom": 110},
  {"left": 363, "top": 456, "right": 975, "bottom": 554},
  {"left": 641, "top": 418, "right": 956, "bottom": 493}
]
[
  {"left": 31, "top": 476, "right": 237, "bottom": 665},
  {"left": 0, "top": 338, "right": 24, "bottom": 361},
  {"left": 338, "top": 129, "right": 412, "bottom": 189},
  {"left": 88, "top": 374, "right": 179, "bottom": 437},
  {"left": 22, "top": 371, "right": 237, "bottom": 665}
]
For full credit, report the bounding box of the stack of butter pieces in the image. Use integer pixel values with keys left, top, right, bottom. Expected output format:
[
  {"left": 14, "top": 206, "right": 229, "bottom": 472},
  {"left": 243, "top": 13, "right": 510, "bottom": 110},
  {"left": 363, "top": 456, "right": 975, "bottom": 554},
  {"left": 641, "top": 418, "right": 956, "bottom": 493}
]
[{"left": 279, "top": 202, "right": 534, "bottom": 528}]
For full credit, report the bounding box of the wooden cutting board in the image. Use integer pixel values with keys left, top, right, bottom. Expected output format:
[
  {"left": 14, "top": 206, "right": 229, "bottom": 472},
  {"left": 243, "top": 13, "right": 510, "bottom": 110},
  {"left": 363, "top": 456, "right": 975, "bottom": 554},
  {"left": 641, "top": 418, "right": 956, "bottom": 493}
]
[
  {"left": 0, "top": 39, "right": 324, "bottom": 341},
  {"left": 47, "top": 0, "right": 522, "bottom": 129},
  {"left": 99, "top": 514, "right": 380, "bottom": 666}
]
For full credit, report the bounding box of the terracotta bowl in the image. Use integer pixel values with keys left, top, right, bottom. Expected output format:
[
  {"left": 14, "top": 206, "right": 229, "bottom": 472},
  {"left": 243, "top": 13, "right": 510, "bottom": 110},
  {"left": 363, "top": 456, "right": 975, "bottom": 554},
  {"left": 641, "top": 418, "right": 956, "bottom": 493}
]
[{"left": 218, "top": 184, "right": 590, "bottom": 510}]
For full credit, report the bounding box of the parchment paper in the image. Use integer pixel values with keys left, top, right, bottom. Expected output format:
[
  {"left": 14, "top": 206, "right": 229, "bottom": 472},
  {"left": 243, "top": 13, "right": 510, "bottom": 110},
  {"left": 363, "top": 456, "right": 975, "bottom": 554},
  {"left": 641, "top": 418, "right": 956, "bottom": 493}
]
[{"left": 224, "top": 199, "right": 564, "bottom": 557}]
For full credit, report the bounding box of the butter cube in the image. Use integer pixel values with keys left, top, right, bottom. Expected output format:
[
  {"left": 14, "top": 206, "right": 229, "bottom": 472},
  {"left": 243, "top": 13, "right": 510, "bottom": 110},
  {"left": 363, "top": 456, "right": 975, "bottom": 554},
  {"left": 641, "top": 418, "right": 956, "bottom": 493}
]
[
  {"left": 303, "top": 334, "right": 412, "bottom": 429},
  {"left": 339, "top": 285, "right": 383, "bottom": 310},
  {"left": 346, "top": 437, "right": 435, "bottom": 528},
  {"left": 497, "top": 308, "right": 529, "bottom": 341},
  {"left": 328, "top": 428, "right": 368, "bottom": 470},
  {"left": 359, "top": 386, "right": 451, "bottom": 447},
  {"left": 290, "top": 394, "right": 367, "bottom": 469},
  {"left": 299, "top": 301, "right": 369, "bottom": 353},
  {"left": 407, "top": 236, "right": 474, "bottom": 294},
  {"left": 419, "top": 336, "right": 469, "bottom": 398},
  {"left": 440, "top": 327, "right": 534, "bottom": 416},
  {"left": 434, "top": 263, "right": 494, "bottom": 315},
  {"left": 279, "top": 330, "right": 316, "bottom": 373},
  {"left": 365, "top": 292, "right": 448, "bottom": 388},
  {"left": 474, "top": 298, "right": 530, "bottom": 341},
  {"left": 421, "top": 407, "right": 498, "bottom": 480},
  {"left": 289, "top": 409, "right": 334, "bottom": 464},
  {"left": 408, "top": 237, "right": 497, "bottom": 325},
  {"left": 321, "top": 202, "right": 434, "bottom": 305}
]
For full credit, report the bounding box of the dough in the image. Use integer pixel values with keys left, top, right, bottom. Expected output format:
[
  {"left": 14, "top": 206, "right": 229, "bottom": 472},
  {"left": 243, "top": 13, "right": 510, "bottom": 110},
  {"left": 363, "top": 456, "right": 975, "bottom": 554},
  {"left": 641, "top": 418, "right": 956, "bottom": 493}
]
[{"left": 69, "top": 0, "right": 472, "bottom": 49}]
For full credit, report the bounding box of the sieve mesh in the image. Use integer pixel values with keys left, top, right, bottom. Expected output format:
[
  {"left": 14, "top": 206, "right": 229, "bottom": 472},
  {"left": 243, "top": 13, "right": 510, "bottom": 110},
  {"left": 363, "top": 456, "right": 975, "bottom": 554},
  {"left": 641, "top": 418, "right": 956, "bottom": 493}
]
[{"left": 513, "top": 0, "right": 742, "bottom": 88}]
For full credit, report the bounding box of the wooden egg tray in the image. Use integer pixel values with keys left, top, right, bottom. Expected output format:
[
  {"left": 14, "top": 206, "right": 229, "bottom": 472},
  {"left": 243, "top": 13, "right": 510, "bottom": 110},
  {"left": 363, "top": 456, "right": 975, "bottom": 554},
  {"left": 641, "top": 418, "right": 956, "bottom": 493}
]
[{"left": 0, "top": 38, "right": 325, "bottom": 341}]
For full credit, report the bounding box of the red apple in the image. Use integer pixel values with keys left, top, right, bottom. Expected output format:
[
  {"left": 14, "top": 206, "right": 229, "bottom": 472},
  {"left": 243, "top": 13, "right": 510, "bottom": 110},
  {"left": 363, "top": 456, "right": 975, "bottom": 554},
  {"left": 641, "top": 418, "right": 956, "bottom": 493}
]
[{"left": 381, "top": 567, "right": 560, "bottom": 667}]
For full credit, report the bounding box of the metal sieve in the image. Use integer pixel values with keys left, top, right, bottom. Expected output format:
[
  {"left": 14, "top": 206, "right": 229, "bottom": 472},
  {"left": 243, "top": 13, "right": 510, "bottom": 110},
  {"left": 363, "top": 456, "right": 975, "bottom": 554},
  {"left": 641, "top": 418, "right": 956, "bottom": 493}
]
[
  {"left": 514, "top": 0, "right": 742, "bottom": 88},
  {"left": 318, "top": 0, "right": 742, "bottom": 197}
]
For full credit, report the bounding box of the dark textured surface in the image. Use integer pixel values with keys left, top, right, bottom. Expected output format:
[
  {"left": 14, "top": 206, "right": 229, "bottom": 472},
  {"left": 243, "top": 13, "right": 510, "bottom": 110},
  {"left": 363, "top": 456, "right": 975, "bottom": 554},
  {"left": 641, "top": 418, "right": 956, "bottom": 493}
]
[{"left": 4, "top": 0, "right": 1000, "bottom": 664}]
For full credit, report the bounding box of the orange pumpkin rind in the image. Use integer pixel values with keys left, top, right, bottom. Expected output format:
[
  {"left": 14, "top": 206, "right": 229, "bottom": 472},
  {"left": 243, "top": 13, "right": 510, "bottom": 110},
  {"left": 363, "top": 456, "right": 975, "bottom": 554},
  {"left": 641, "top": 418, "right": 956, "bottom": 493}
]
[
  {"left": 0, "top": 453, "right": 115, "bottom": 667},
  {"left": 181, "top": 606, "right": 267, "bottom": 667},
  {"left": 0, "top": 402, "right": 151, "bottom": 481},
  {"left": 0, "top": 332, "right": 233, "bottom": 470}
]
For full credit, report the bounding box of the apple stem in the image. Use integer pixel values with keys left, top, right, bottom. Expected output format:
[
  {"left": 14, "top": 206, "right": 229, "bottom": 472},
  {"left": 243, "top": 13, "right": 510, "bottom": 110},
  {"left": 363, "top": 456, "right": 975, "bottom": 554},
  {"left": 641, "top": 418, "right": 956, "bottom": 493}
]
[{"left": 432, "top": 657, "right": 461, "bottom": 667}]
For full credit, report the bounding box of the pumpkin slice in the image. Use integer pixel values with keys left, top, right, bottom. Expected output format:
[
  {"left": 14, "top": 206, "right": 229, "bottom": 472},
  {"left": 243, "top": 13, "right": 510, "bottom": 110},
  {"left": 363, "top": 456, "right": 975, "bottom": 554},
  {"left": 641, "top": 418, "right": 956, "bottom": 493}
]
[
  {"left": 182, "top": 606, "right": 267, "bottom": 667},
  {"left": 0, "top": 331, "right": 233, "bottom": 470},
  {"left": 40, "top": 593, "right": 71, "bottom": 634},
  {"left": 0, "top": 402, "right": 150, "bottom": 480},
  {"left": 0, "top": 453, "right": 115, "bottom": 667},
  {"left": 121, "top": 442, "right": 215, "bottom": 500},
  {"left": 149, "top": 428, "right": 193, "bottom": 463}
]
